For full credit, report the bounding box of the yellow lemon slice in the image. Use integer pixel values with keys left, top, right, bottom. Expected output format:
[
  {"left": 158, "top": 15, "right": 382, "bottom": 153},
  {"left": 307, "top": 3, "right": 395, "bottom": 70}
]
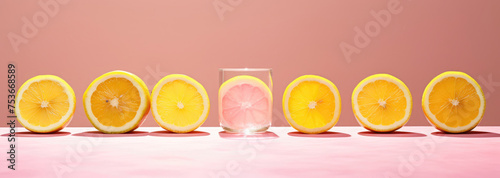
[
  {"left": 83, "top": 71, "right": 150, "bottom": 134},
  {"left": 423, "top": 71, "right": 485, "bottom": 133},
  {"left": 15, "top": 75, "right": 75, "bottom": 133},
  {"left": 283, "top": 75, "right": 341, "bottom": 134},
  {"left": 151, "top": 74, "right": 210, "bottom": 133},
  {"left": 352, "top": 74, "right": 412, "bottom": 132}
]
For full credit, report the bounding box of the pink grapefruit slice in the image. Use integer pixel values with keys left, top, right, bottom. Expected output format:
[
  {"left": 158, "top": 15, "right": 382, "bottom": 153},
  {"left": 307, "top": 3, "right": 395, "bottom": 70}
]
[{"left": 218, "top": 75, "right": 273, "bottom": 133}]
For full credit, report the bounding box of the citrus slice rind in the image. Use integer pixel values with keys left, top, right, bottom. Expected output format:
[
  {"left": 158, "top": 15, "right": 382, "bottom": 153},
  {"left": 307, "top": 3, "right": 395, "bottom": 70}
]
[
  {"left": 218, "top": 75, "right": 273, "bottom": 133},
  {"left": 83, "top": 71, "right": 150, "bottom": 134},
  {"left": 151, "top": 74, "right": 210, "bottom": 133},
  {"left": 283, "top": 75, "right": 341, "bottom": 134},
  {"left": 352, "top": 74, "right": 412, "bottom": 132},
  {"left": 15, "top": 75, "right": 76, "bottom": 133},
  {"left": 422, "top": 71, "right": 485, "bottom": 133}
]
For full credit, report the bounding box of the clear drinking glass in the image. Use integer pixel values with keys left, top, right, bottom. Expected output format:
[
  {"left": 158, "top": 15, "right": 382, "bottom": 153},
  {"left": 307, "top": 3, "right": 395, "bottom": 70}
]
[{"left": 218, "top": 68, "right": 273, "bottom": 134}]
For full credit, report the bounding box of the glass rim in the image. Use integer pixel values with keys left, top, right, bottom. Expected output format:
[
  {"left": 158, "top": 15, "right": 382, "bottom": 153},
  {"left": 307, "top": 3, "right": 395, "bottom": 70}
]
[{"left": 219, "top": 68, "right": 272, "bottom": 72}]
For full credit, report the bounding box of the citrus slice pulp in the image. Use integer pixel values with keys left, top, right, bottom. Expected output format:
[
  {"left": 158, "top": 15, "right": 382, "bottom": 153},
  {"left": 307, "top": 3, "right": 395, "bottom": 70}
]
[
  {"left": 352, "top": 74, "right": 412, "bottom": 132},
  {"left": 283, "top": 75, "right": 341, "bottom": 134},
  {"left": 219, "top": 75, "right": 272, "bottom": 133},
  {"left": 15, "top": 75, "right": 75, "bottom": 133},
  {"left": 151, "top": 74, "right": 209, "bottom": 133},
  {"left": 422, "top": 71, "right": 485, "bottom": 133},
  {"left": 83, "top": 70, "right": 150, "bottom": 134}
]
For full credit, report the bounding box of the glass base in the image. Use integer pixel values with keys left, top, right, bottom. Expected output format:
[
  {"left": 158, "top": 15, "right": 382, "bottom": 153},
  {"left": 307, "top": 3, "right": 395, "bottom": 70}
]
[{"left": 222, "top": 125, "right": 270, "bottom": 134}]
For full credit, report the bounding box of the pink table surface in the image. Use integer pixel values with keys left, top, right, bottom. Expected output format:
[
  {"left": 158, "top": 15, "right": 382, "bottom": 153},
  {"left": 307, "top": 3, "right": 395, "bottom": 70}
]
[{"left": 1, "top": 126, "right": 500, "bottom": 178}]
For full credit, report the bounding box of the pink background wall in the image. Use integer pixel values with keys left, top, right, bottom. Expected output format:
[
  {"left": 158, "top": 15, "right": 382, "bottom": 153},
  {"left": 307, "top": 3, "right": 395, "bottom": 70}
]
[{"left": 1, "top": 0, "right": 499, "bottom": 127}]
